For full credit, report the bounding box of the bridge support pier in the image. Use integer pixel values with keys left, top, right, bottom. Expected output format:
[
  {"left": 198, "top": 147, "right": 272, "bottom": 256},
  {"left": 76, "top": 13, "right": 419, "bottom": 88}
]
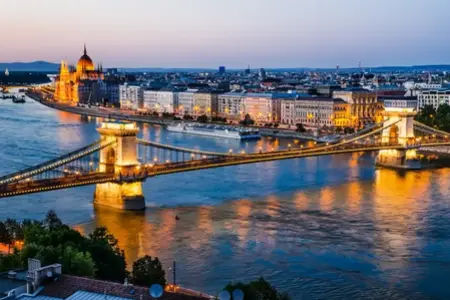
[
  {"left": 375, "top": 98, "right": 421, "bottom": 169},
  {"left": 93, "top": 121, "right": 146, "bottom": 211},
  {"left": 94, "top": 181, "right": 145, "bottom": 210},
  {"left": 376, "top": 149, "right": 421, "bottom": 170}
]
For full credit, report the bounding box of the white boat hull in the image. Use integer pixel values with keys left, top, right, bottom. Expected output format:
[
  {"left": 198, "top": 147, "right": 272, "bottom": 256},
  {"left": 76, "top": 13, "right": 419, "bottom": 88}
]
[{"left": 166, "top": 125, "right": 261, "bottom": 140}]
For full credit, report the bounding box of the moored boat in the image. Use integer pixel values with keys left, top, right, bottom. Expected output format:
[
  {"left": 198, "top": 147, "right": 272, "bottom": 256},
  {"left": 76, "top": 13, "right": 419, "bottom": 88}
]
[{"left": 166, "top": 123, "right": 261, "bottom": 140}]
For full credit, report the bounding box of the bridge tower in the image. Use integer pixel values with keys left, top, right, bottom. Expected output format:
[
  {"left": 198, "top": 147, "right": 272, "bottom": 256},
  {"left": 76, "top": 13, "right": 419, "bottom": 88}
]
[
  {"left": 94, "top": 121, "right": 146, "bottom": 210},
  {"left": 376, "top": 97, "right": 421, "bottom": 169}
]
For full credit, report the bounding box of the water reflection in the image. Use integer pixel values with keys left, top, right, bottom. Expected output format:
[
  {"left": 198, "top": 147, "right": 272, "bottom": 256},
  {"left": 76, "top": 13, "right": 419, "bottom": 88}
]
[
  {"left": 2, "top": 101, "right": 450, "bottom": 299},
  {"left": 77, "top": 168, "right": 450, "bottom": 299}
]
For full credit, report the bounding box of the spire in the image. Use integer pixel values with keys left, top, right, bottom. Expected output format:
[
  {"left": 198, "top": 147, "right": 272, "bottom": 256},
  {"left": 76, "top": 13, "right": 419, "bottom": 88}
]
[{"left": 84, "top": 43, "right": 87, "bottom": 55}]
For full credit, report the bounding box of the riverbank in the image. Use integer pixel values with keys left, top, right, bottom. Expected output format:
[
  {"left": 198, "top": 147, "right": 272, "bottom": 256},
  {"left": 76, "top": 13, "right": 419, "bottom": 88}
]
[{"left": 27, "top": 91, "right": 336, "bottom": 141}]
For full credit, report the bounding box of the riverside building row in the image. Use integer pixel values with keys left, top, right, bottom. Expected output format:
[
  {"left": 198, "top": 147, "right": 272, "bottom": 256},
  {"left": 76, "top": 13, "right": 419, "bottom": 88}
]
[{"left": 118, "top": 85, "right": 384, "bottom": 128}]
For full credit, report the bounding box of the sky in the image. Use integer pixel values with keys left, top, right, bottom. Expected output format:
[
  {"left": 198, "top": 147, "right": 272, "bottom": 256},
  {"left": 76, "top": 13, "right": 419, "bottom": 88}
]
[{"left": 1, "top": 0, "right": 449, "bottom": 68}]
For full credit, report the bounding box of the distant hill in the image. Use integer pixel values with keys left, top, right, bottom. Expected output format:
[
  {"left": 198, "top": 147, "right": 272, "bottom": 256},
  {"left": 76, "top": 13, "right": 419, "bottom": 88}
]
[
  {"left": 2, "top": 61, "right": 450, "bottom": 73},
  {"left": 0, "top": 61, "right": 59, "bottom": 72}
]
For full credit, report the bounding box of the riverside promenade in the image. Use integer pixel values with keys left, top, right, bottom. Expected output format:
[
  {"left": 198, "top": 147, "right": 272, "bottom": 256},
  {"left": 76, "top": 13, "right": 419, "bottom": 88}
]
[{"left": 26, "top": 91, "right": 333, "bottom": 141}]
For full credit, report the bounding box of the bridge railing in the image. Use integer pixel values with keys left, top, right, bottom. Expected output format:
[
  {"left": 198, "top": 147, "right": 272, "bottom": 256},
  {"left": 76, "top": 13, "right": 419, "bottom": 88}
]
[
  {"left": 0, "top": 139, "right": 116, "bottom": 186},
  {"left": 414, "top": 121, "right": 450, "bottom": 137},
  {"left": 137, "top": 139, "right": 234, "bottom": 157}
]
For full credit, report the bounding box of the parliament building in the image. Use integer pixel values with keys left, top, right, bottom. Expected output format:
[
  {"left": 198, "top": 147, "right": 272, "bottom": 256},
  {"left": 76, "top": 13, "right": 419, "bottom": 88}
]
[{"left": 54, "top": 45, "right": 104, "bottom": 103}]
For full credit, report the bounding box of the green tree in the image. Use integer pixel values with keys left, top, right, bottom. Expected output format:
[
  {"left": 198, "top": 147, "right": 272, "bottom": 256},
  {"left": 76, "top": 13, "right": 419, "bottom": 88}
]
[
  {"left": 87, "top": 227, "right": 127, "bottom": 282},
  {"left": 241, "top": 114, "right": 255, "bottom": 126},
  {"left": 0, "top": 219, "right": 24, "bottom": 253},
  {"left": 44, "top": 210, "right": 63, "bottom": 230},
  {"left": 197, "top": 114, "right": 209, "bottom": 123},
  {"left": 415, "top": 104, "right": 437, "bottom": 128},
  {"left": 224, "top": 277, "right": 291, "bottom": 300},
  {"left": 0, "top": 252, "right": 22, "bottom": 272},
  {"left": 131, "top": 255, "right": 166, "bottom": 287},
  {"left": 61, "top": 247, "right": 96, "bottom": 277}
]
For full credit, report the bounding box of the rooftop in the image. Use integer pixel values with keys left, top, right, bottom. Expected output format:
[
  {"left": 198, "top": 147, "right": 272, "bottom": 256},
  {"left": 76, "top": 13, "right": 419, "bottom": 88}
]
[
  {"left": 40, "top": 275, "right": 207, "bottom": 300},
  {"left": 0, "top": 271, "right": 28, "bottom": 295},
  {"left": 378, "top": 96, "right": 417, "bottom": 101}
]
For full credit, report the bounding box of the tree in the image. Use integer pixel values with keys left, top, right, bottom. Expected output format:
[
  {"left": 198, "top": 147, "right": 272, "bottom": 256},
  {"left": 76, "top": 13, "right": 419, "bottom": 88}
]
[
  {"left": 183, "top": 114, "right": 194, "bottom": 120},
  {"left": 44, "top": 210, "right": 63, "bottom": 230},
  {"left": 295, "top": 123, "right": 306, "bottom": 133},
  {"left": 223, "top": 277, "right": 291, "bottom": 300},
  {"left": 0, "top": 219, "right": 23, "bottom": 253},
  {"left": 87, "top": 227, "right": 127, "bottom": 282},
  {"left": 240, "top": 114, "right": 255, "bottom": 126},
  {"left": 131, "top": 255, "right": 166, "bottom": 287},
  {"left": 61, "top": 246, "right": 96, "bottom": 277},
  {"left": 197, "top": 114, "right": 209, "bottom": 123}
]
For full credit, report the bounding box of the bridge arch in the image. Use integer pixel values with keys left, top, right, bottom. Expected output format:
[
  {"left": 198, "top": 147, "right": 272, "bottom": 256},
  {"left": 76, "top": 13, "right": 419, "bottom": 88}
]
[
  {"left": 388, "top": 124, "right": 399, "bottom": 145},
  {"left": 105, "top": 147, "right": 116, "bottom": 173}
]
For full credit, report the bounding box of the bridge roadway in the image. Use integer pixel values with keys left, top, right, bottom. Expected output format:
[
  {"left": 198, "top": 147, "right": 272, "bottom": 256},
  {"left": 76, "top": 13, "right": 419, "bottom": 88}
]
[{"left": 2, "top": 141, "right": 450, "bottom": 198}]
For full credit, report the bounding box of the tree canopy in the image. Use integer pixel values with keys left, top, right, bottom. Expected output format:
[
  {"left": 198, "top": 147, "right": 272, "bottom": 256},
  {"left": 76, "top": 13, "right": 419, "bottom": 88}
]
[
  {"left": 1, "top": 211, "right": 127, "bottom": 281},
  {"left": 224, "top": 277, "right": 291, "bottom": 300},
  {"left": 416, "top": 104, "right": 450, "bottom": 132},
  {"left": 131, "top": 255, "right": 166, "bottom": 287}
]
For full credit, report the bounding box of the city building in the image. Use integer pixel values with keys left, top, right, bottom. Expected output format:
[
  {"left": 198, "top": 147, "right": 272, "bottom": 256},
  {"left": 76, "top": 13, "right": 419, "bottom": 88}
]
[
  {"left": 416, "top": 88, "right": 450, "bottom": 109},
  {"left": 156, "top": 88, "right": 179, "bottom": 113},
  {"left": 218, "top": 66, "right": 226, "bottom": 74},
  {"left": 77, "top": 79, "right": 106, "bottom": 104},
  {"left": 315, "top": 84, "right": 342, "bottom": 97},
  {"left": 242, "top": 93, "right": 273, "bottom": 123},
  {"left": 333, "top": 88, "right": 383, "bottom": 127},
  {"left": 119, "top": 84, "right": 144, "bottom": 109},
  {"left": 54, "top": 45, "right": 104, "bottom": 103},
  {"left": 193, "top": 90, "right": 219, "bottom": 117},
  {"left": 178, "top": 89, "right": 198, "bottom": 116},
  {"left": 143, "top": 89, "right": 159, "bottom": 111},
  {"left": 280, "top": 97, "right": 350, "bottom": 128},
  {"left": 105, "top": 83, "right": 120, "bottom": 106},
  {"left": 218, "top": 92, "right": 246, "bottom": 120}
]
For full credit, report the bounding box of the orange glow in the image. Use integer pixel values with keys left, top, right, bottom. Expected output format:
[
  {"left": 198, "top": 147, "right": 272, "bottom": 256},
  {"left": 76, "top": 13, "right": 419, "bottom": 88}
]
[
  {"left": 54, "top": 45, "right": 104, "bottom": 103},
  {"left": 319, "top": 187, "right": 334, "bottom": 212}
]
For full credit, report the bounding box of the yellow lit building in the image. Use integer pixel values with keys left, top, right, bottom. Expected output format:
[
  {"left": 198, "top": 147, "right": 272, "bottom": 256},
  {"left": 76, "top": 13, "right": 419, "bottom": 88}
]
[
  {"left": 333, "top": 88, "right": 384, "bottom": 128},
  {"left": 54, "top": 45, "right": 104, "bottom": 103}
]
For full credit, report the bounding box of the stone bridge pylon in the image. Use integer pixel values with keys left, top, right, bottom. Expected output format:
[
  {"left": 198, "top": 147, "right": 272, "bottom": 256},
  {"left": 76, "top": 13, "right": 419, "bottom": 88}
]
[
  {"left": 376, "top": 97, "right": 421, "bottom": 169},
  {"left": 94, "top": 121, "right": 146, "bottom": 210}
]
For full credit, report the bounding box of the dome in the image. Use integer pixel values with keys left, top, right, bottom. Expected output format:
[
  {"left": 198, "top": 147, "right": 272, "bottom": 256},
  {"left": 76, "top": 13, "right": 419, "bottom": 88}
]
[{"left": 76, "top": 45, "right": 95, "bottom": 72}]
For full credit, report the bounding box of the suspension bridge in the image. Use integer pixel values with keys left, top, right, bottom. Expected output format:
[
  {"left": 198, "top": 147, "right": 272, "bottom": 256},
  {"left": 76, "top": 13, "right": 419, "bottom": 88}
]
[{"left": 0, "top": 98, "right": 449, "bottom": 210}]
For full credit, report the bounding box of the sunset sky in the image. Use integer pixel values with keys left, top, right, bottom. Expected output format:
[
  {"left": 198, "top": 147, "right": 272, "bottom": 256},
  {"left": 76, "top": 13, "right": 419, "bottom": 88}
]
[{"left": 1, "top": 0, "right": 449, "bottom": 68}]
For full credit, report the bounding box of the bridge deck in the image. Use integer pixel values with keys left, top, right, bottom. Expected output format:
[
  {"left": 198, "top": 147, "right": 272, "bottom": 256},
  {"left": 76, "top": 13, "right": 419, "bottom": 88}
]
[{"left": 4, "top": 142, "right": 449, "bottom": 198}]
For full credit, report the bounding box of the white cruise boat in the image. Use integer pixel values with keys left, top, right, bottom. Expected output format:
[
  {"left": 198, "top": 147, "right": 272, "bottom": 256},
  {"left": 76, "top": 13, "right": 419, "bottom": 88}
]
[{"left": 166, "top": 123, "right": 261, "bottom": 140}]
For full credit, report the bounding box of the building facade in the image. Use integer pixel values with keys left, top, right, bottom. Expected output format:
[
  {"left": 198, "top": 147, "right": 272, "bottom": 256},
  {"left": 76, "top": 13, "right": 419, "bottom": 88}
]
[
  {"left": 77, "top": 79, "right": 106, "bottom": 104},
  {"left": 193, "top": 91, "right": 218, "bottom": 117},
  {"left": 217, "top": 92, "right": 246, "bottom": 120},
  {"left": 143, "top": 89, "right": 158, "bottom": 111},
  {"left": 177, "top": 89, "right": 197, "bottom": 116},
  {"left": 242, "top": 93, "right": 272, "bottom": 123},
  {"left": 333, "top": 88, "right": 383, "bottom": 127},
  {"left": 54, "top": 45, "right": 104, "bottom": 103},
  {"left": 416, "top": 89, "right": 450, "bottom": 109},
  {"left": 156, "top": 89, "right": 179, "bottom": 113},
  {"left": 119, "top": 84, "right": 144, "bottom": 109},
  {"left": 105, "top": 84, "right": 120, "bottom": 106},
  {"left": 280, "top": 97, "right": 351, "bottom": 128}
]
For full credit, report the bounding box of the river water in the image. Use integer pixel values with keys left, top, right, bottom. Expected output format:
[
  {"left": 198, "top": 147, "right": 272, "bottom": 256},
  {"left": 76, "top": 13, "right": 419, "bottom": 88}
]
[{"left": 1, "top": 98, "right": 450, "bottom": 299}]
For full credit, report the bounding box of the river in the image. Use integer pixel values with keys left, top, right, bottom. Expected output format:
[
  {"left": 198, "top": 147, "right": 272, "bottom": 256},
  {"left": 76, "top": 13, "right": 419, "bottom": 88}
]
[{"left": 1, "top": 97, "right": 450, "bottom": 299}]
